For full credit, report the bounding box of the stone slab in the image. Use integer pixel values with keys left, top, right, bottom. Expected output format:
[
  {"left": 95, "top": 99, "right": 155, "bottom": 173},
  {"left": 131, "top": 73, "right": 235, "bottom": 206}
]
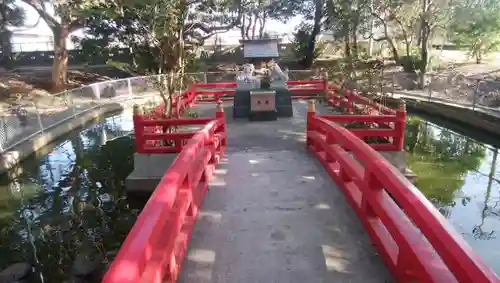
[{"left": 125, "top": 152, "right": 177, "bottom": 193}]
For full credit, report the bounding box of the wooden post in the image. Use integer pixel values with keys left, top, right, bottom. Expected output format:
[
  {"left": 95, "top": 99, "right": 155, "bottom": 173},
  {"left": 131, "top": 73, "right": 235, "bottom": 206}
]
[
  {"left": 306, "top": 100, "right": 316, "bottom": 148},
  {"left": 393, "top": 100, "right": 407, "bottom": 150},
  {"left": 133, "top": 104, "right": 145, "bottom": 153},
  {"left": 346, "top": 89, "right": 353, "bottom": 113}
]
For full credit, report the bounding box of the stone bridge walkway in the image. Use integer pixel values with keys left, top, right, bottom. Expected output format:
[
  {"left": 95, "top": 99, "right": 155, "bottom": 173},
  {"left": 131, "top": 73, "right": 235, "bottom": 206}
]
[{"left": 178, "top": 101, "right": 392, "bottom": 283}]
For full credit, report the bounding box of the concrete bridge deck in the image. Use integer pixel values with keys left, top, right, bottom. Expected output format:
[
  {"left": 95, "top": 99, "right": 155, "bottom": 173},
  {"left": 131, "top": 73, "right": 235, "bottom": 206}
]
[{"left": 178, "top": 101, "right": 392, "bottom": 282}]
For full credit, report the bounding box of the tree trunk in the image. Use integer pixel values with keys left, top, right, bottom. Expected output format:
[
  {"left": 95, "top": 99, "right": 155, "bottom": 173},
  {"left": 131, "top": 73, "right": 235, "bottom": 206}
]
[
  {"left": 419, "top": 0, "right": 430, "bottom": 89},
  {"left": 251, "top": 12, "right": 258, "bottom": 39},
  {"left": 51, "top": 24, "right": 69, "bottom": 92},
  {"left": 240, "top": 15, "right": 246, "bottom": 39},
  {"left": 302, "top": 0, "right": 323, "bottom": 68},
  {"left": 258, "top": 13, "right": 266, "bottom": 38},
  {"left": 0, "top": 28, "right": 13, "bottom": 69},
  {"left": 476, "top": 53, "right": 482, "bottom": 64}
]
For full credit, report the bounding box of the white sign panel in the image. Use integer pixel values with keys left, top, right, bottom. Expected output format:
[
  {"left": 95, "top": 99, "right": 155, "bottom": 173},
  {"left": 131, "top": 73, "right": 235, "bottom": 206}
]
[{"left": 243, "top": 42, "right": 279, "bottom": 58}]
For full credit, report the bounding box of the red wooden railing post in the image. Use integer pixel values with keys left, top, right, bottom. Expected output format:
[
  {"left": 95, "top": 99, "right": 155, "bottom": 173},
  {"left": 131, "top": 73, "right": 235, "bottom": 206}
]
[
  {"left": 214, "top": 100, "right": 226, "bottom": 161},
  {"left": 322, "top": 78, "right": 328, "bottom": 92},
  {"left": 191, "top": 85, "right": 198, "bottom": 104},
  {"left": 133, "top": 104, "right": 145, "bottom": 153},
  {"left": 393, "top": 100, "right": 407, "bottom": 150},
  {"left": 346, "top": 89, "right": 353, "bottom": 113},
  {"left": 306, "top": 100, "right": 316, "bottom": 148}
]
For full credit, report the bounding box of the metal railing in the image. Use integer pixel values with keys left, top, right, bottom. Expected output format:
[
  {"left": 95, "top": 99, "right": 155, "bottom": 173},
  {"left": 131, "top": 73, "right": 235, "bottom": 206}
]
[
  {"left": 0, "top": 73, "right": 187, "bottom": 153},
  {"left": 386, "top": 72, "right": 500, "bottom": 116}
]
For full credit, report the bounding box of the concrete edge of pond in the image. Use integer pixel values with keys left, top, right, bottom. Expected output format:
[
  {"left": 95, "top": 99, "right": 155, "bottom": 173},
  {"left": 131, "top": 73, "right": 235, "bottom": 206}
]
[
  {"left": 0, "top": 96, "right": 155, "bottom": 175},
  {"left": 386, "top": 96, "right": 500, "bottom": 138}
]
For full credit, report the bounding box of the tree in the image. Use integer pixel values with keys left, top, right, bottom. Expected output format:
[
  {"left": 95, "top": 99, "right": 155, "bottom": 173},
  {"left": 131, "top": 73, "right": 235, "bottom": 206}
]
[
  {"left": 74, "top": 0, "right": 242, "bottom": 120},
  {"left": 450, "top": 1, "right": 500, "bottom": 64},
  {"left": 368, "top": 0, "right": 455, "bottom": 87},
  {"left": 291, "top": 23, "right": 325, "bottom": 66},
  {"left": 20, "top": 0, "right": 102, "bottom": 91},
  {"left": 0, "top": 0, "right": 26, "bottom": 68},
  {"left": 238, "top": 0, "right": 297, "bottom": 40}
]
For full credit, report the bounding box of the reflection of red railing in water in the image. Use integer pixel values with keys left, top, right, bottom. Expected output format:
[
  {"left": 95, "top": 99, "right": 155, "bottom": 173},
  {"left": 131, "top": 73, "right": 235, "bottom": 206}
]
[
  {"left": 102, "top": 103, "right": 226, "bottom": 283},
  {"left": 306, "top": 100, "right": 500, "bottom": 282}
]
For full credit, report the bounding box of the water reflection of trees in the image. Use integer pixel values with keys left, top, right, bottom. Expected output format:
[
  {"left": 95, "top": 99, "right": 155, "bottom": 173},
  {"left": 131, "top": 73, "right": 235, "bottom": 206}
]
[
  {"left": 405, "top": 116, "right": 486, "bottom": 207},
  {"left": 405, "top": 116, "right": 500, "bottom": 241},
  {"left": 0, "top": 115, "right": 138, "bottom": 282}
]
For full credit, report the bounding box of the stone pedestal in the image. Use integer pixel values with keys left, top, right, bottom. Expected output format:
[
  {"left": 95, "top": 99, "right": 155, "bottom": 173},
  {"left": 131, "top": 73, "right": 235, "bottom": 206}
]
[
  {"left": 233, "top": 90, "right": 252, "bottom": 118},
  {"left": 273, "top": 88, "right": 293, "bottom": 117},
  {"left": 249, "top": 91, "right": 277, "bottom": 121},
  {"left": 233, "top": 87, "right": 293, "bottom": 119},
  {"left": 125, "top": 153, "right": 177, "bottom": 193}
]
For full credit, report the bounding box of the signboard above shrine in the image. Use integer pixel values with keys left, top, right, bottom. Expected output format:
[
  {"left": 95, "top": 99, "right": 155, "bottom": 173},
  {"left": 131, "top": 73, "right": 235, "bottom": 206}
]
[{"left": 240, "top": 39, "right": 280, "bottom": 59}]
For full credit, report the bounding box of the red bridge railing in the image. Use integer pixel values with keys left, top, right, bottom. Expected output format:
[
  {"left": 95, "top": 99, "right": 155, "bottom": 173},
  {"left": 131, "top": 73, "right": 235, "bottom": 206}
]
[
  {"left": 189, "top": 80, "right": 406, "bottom": 151},
  {"left": 306, "top": 100, "right": 500, "bottom": 283},
  {"left": 102, "top": 102, "right": 227, "bottom": 283},
  {"left": 325, "top": 86, "right": 406, "bottom": 151},
  {"left": 193, "top": 79, "right": 327, "bottom": 102}
]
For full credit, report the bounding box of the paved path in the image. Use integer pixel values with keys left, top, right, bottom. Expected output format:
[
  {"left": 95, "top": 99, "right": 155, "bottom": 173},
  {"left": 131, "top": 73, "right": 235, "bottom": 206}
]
[{"left": 179, "top": 101, "right": 391, "bottom": 282}]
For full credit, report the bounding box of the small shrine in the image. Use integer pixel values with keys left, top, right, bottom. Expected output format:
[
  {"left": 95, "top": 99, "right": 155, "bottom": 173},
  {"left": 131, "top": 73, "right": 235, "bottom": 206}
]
[
  {"left": 233, "top": 59, "right": 293, "bottom": 121},
  {"left": 240, "top": 38, "right": 281, "bottom": 70}
]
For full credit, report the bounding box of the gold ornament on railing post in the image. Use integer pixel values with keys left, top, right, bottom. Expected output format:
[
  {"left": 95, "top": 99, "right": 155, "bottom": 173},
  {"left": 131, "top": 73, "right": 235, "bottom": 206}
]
[
  {"left": 306, "top": 99, "right": 316, "bottom": 149},
  {"left": 307, "top": 99, "right": 316, "bottom": 114},
  {"left": 216, "top": 100, "right": 224, "bottom": 118},
  {"left": 399, "top": 100, "right": 407, "bottom": 113}
]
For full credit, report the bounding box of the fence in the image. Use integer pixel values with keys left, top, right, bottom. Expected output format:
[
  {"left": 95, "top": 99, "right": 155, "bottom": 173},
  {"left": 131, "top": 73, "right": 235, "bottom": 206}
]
[
  {"left": 324, "top": 83, "right": 406, "bottom": 151},
  {"left": 0, "top": 72, "right": 216, "bottom": 154},
  {"left": 385, "top": 72, "right": 500, "bottom": 116}
]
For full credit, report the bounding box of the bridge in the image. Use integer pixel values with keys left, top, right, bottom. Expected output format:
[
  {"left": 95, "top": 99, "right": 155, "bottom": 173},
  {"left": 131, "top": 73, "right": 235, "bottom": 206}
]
[{"left": 101, "top": 79, "right": 500, "bottom": 283}]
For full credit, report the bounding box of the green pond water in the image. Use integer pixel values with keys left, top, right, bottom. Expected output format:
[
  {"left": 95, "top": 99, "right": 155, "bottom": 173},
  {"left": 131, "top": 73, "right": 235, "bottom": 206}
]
[
  {"left": 0, "top": 111, "right": 499, "bottom": 282},
  {"left": 405, "top": 114, "right": 500, "bottom": 274},
  {"left": 0, "top": 112, "right": 142, "bottom": 282}
]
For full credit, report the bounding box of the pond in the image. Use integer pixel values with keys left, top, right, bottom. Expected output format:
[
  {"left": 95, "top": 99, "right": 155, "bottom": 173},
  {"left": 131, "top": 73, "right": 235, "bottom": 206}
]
[
  {"left": 405, "top": 114, "right": 500, "bottom": 274},
  {"left": 0, "top": 111, "right": 143, "bottom": 283}
]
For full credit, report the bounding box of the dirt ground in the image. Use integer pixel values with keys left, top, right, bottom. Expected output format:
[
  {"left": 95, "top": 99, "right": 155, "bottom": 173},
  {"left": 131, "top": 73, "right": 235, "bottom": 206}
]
[{"left": 0, "top": 66, "right": 133, "bottom": 109}]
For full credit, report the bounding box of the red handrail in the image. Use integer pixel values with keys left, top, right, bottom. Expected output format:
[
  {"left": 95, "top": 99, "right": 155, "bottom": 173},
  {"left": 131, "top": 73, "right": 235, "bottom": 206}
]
[
  {"left": 192, "top": 79, "right": 328, "bottom": 102},
  {"left": 306, "top": 100, "right": 500, "bottom": 282},
  {"left": 102, "top": 103, "right": 226, "bottom": 283}
]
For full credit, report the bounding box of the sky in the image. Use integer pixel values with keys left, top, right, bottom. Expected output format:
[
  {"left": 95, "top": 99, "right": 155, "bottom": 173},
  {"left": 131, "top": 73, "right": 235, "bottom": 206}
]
[{"left": 11, "top": 1, "right": 302, "bottom": 52}]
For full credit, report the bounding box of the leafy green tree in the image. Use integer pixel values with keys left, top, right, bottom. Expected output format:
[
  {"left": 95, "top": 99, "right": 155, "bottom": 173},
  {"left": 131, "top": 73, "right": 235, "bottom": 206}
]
[
  {"left": 449, "top": 1, "right": 500, "bottom": 64},
  {"left": 20, "top": 0, "right": 106, "bottom": 91}
]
